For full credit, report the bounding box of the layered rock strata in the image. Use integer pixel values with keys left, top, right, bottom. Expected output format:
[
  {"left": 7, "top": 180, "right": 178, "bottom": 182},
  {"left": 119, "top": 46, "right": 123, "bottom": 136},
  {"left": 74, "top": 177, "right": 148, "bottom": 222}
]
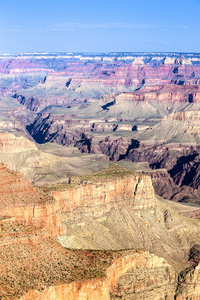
[
  {"left": 0, "top": 132, "right": 110, "bottom": 185},
  {"left": 115, "top": 84, "right": 200, "bottom": 103},
  {"left": 1, "top": 212, "right": 200, "bottom": 299},
  {"left": 0, "top": 163, "right": 64, "bottom": 236},
  {"left": 176, "top": 263, "right": 200, "bottom": 299},
  {"left": 20, "top": 251, "right": 176, "bottom": 300},
  {"left": 51, "top": 164, "right": 156, "bottom": 213}
]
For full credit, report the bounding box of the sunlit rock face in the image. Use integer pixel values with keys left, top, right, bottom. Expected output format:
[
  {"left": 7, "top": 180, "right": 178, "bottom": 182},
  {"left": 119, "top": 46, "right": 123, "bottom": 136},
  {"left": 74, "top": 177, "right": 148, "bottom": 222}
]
[
  {"left": 0, "top": 163, "right": 64, "bottom": 237},
  {"left": 176, "top": 262, "right": 200, "bottom": 300},
  {"left": 20, "top": 251, "right": 176, "bottom": 300},
  {"left": 51, "top": 172, "right": 156, "bottom": 213},
  {"left": 1, "top": 163, "right": 200, "bottom": 299},
  {"left": 1, "top": 52, "right": 200, "bottom": 112}
]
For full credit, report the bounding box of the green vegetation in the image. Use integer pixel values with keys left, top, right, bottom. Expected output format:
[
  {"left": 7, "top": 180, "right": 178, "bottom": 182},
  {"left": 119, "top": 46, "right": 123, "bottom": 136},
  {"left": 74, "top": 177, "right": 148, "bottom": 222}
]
[
  {"left": 42, "top": 163, "right": 143, "bottom": 192},
  {"left": 78, "top": 163, "right": 141, "bottom": 180}
]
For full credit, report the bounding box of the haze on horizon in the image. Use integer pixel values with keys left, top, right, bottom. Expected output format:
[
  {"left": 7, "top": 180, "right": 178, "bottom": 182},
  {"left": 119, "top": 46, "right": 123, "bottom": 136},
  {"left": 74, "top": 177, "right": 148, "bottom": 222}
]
[{"left": 0, "top": 0, "right": 200, "bottom": 54}]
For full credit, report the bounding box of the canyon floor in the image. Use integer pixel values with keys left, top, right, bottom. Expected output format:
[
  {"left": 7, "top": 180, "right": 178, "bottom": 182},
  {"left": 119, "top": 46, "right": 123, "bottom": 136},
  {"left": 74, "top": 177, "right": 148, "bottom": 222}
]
[{"left": 2, "top": 52, "right": 200, "bottom": 299}]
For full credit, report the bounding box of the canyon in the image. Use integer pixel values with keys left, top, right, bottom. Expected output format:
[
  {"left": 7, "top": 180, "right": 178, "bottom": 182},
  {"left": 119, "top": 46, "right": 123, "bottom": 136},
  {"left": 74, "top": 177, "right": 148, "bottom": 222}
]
[{"left": 2, "top": 52, "right": 200, "bottom": 299}]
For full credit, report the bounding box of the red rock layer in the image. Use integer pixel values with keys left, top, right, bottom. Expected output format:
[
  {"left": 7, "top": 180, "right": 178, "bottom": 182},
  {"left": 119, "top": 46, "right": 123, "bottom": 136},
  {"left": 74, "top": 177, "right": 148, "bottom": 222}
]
[
  {"left": 0, "top": 164, "right": 65, "bottom": 236},
  {"left": 20, "top": 251, "right": 176, "bottom": 300},
  {"left": 51, "top": 173, "right": 156, "bottom": 214},
  {"left": 116, "top": 84, "right": 200, "bottom": 103}
]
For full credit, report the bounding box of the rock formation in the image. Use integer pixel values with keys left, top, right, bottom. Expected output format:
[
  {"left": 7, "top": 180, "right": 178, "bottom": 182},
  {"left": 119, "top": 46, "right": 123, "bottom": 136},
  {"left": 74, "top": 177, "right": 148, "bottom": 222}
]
[
  {"left": 20, "top": 251, "right": 177, "bottom": 300},
  {"left": 1, "top": 163, "right": 200, "bottom": 298},
  {"left": 51, "top": 164, "right": 156, "bottom": 213},
  {"left": 0, "top": 163, "right": 64, "bottom": 236}
]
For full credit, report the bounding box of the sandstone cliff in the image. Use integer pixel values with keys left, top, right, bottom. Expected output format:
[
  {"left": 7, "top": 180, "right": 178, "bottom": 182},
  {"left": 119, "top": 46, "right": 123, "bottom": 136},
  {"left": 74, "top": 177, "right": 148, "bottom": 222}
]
[
  {"left": 0, "top": 216, "right": 200, "bottom": 299},
  {"left": 51, "top": 164, "right": 156, "bottom": 213},
  {"left": 0, "top": 163, "right": 64, "bottom": 236},
  {"left": 20, "top": 251, "right": 176, "bottom": 300},
  {"left": 176, "top": 262, "right": 200, "bottom": 299}
]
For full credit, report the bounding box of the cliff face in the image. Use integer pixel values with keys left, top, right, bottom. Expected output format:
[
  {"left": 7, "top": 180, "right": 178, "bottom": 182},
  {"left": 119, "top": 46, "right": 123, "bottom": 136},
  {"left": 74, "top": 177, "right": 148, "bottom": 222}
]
[
  {"left": 4, "top": 54, "right": 200, "bottom": 111},
  {"left": 0, "top": 132, "right": 109, "bottom": 186},
  {"left": 20, "top": 251, "right": 176, "bottom": 300},
  {"left": 0, "top": 132, "right": 37, "bottom": 153},
  {"left": 165, "top": 110, "right": 200, "bottom": 136},
  {"left": 2, "top": 163, "right": 200, "bottom": 298},
  {"left": 0, "top": 163, "right": 156, "bottom": 239},
  {"left": 146, "top": 169, "right": 200, "bottom": 202},
  {"left": 27, "top": 113, "right": 135, "bottom": 146},
  {"left": 108, "top": 252, "right": 176, "bottom": 300},
  {"left": 0, "top": 163, "right": 64, "bottom": 236},
  {"left": 115, "top": 85, "right": 200, "bottom": 104},
  {"left": 51, "top": 165, "right": 156, "bottom": 213},
  {"left": 0, "top": 214, "right": 179, "bottom": 300},
  {"left": 0, "top": 217, "right": 200, "bottom": 300},
  {"left": 176, "top": 262, "right": 200, "bottom": 299}
]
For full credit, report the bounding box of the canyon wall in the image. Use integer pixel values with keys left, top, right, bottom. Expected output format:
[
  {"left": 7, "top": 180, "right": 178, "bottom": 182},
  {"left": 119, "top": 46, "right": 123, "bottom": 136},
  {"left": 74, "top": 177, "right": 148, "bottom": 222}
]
[
  {"left": 115, "top": 85, "right": 200, "bottom": 103},
  {"left": 0, "top": 132, "right": 37, "bottom": 153},
  {"left": 0, "top": 163, "right": 156, "bottom": 238},
  {"left": 1, "top": 161, "right": 200, "bottom": 299},
  {"left": 0, "top": 163, "right": 65, "bottom": 236},
  {"left": 0, "top": 204, "right": 65, "bottom": 237},
  {"left": 51, "top": 167, "right": 156, "bottom": 214},
  {"left": 20, "top": 251, "right": 176, "bottom": 300},
  {"left": 176, "top": 263, "right": 200, "bottom": 299}
]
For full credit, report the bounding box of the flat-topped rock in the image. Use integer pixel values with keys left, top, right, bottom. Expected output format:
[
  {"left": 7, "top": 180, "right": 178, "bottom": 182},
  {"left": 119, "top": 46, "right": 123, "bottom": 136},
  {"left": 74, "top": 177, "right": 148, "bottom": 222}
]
[{"left": 49, "top": 164, "right": 156, "bottom": 212}]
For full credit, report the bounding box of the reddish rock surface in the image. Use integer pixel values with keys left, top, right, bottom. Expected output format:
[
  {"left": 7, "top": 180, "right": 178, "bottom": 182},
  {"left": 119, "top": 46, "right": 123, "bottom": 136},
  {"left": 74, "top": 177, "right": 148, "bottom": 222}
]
[
  {"left": 20, "top": 251, "right": 176, "bottom": 300},
  {"left": 115, "top": 84, "right": 200, "bottom": 103},
  {"left": 50, "top": 164, "right": 156, "bottom": 213},
  {"left": 0, "top": 163, "right": 64, "bottom": 236},
  {"left": 0, "top": 53, "right": 199, "bottom": 111},
  {"left": 2, "top": 53, "right": 200, "bottom": 299}
]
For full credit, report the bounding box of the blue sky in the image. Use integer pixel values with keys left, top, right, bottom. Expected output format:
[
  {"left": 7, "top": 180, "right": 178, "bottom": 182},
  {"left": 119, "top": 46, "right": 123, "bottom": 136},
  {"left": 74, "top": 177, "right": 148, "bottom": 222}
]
[{"left": 0, "top": 0, "right": 200, "bottom": 53}]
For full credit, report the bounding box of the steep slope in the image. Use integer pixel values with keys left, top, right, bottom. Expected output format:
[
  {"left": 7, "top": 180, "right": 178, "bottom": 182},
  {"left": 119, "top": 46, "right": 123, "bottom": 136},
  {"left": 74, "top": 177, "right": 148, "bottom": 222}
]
[
  {"left": 0, "top": 225, "right": 177, "bottom": 300},
  {"left": 0, "top": 163, "right": 65, "bottom": 236},
  {"left": 0, "top": 132, "right": 109, "bottom": 184},
  {"left": 135, "top": 110, "right": 200, "bottom": 143}
]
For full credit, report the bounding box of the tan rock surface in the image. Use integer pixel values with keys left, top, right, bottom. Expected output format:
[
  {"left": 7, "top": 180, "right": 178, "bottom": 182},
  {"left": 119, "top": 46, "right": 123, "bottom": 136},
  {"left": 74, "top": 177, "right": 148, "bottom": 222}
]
[
  {"left": 176, "top": 262, "right": 200, "bottom": 299},
  {"left": 0, "top": 132, "right": 109, "bottom": 185}
]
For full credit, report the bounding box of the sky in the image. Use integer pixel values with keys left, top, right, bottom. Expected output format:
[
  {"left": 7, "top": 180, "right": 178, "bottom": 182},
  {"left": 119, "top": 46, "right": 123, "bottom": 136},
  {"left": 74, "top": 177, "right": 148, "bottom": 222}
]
[{"left": 0, "top": 0, "right": 200, "bottom": 54}]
